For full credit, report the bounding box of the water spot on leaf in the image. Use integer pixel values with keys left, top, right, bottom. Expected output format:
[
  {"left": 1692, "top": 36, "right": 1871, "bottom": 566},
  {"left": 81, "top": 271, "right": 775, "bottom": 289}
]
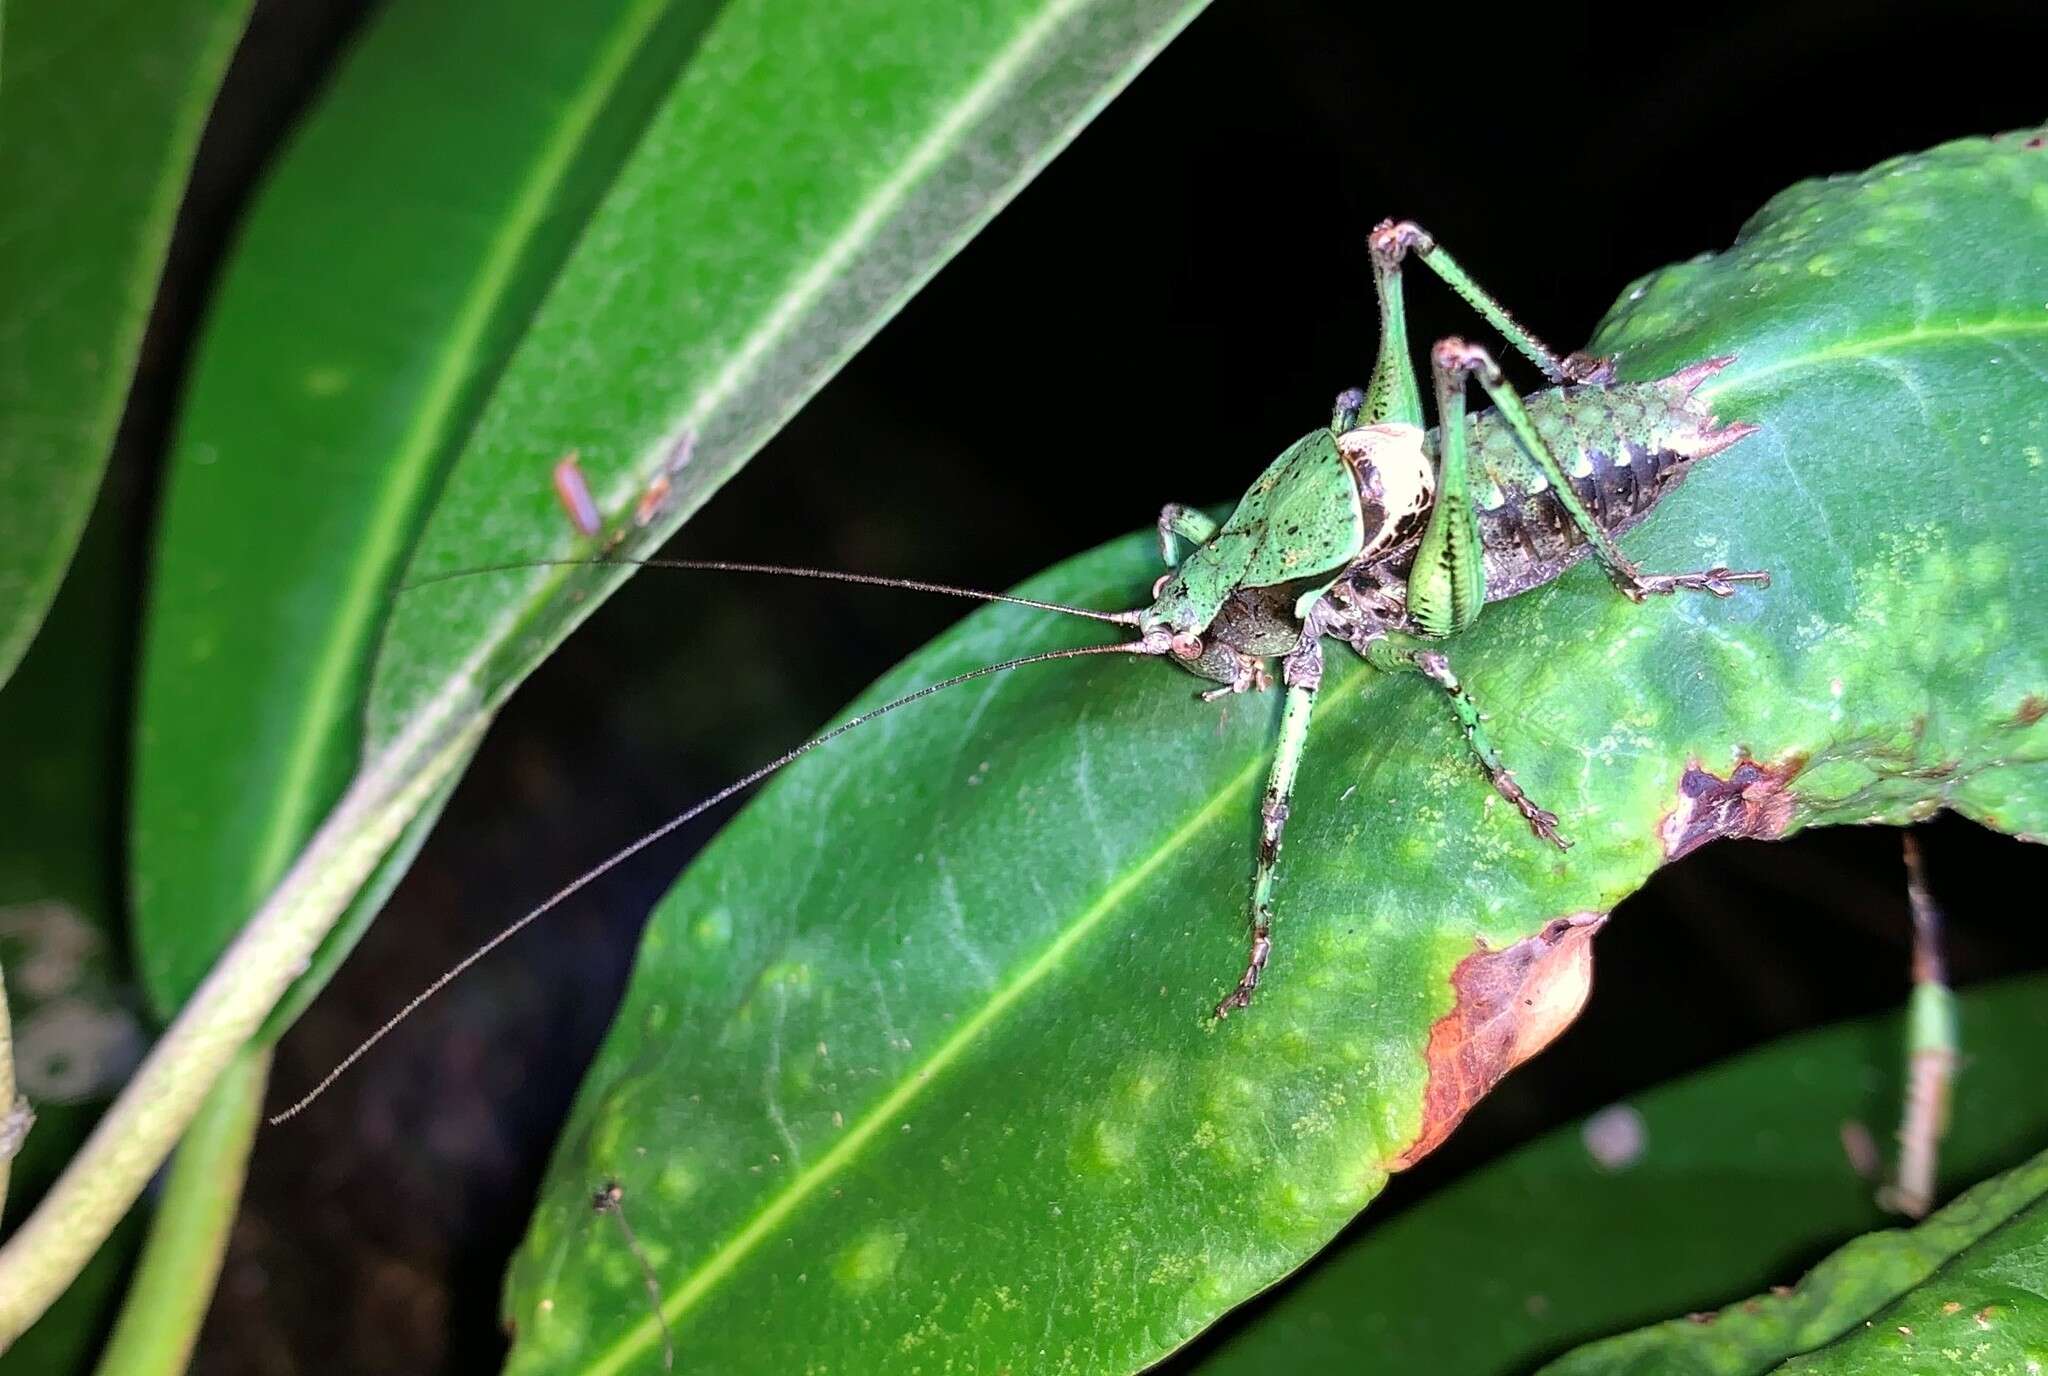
[{"left": 835, "top": 1230, "right": 906, "bottom": 1291}]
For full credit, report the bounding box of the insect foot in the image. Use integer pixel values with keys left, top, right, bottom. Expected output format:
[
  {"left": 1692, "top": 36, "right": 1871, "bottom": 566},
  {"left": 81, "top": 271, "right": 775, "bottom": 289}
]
[
  {"left": 1618, "top": 566, "right": 1772, "bottom": 602},
  {"left": 1214, "top": 903, "right": 1273, "bottom": 1019},
  {"left": 1495, "top": 771, "right": 1568, "bottom": 850},
  {"left": 1559, "top": 350, "right": 1618, "bottom": 384}
]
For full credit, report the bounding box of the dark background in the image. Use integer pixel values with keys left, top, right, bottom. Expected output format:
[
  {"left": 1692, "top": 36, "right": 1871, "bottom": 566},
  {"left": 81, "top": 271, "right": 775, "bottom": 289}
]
[{"left": 96, "top": 0, "right": 2048, "bottom": 1370}]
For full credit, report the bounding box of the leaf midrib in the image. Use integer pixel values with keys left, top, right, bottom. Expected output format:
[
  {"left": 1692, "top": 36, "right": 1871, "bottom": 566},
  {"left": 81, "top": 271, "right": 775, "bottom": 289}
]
[
  {"left": 586, "top": 685, "right": 1291, "bottom": 1374},
  {"left": 1696, "top": 316, "right": 2048, "bottom": 398}
]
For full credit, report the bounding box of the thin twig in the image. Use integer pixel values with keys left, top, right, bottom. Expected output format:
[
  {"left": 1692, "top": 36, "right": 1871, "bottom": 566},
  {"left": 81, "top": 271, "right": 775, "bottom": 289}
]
[{"left": 1879, "top": 831, "right": 1956, "bottom": 1218}]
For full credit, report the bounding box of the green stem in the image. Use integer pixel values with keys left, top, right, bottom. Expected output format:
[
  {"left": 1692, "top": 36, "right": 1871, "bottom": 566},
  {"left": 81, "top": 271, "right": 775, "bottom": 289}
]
[
  {"left": 91, "top": 1045, "right": 271, "bottom": 1376},
  {"left": 0, "top": 710, "right": 486, "bottom": 1347}
]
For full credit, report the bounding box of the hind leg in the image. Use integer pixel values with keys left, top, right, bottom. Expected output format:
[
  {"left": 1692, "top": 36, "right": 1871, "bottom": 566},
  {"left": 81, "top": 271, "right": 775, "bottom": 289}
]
[{"left": 1433, "top": 339, "right": 1770, "bottom": 602}]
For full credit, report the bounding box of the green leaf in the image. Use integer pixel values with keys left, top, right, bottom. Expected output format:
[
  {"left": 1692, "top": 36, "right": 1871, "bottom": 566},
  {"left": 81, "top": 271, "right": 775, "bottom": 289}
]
[
  {"left": 367, "top": 0, "right": 1211, "bottom": 754},
  {"left": 3, "top": 0, "right": 1208, "bottom": 1339},
  {"left": 132, "top": 0, "right": 721, "bottom": 1023},
  {"left": 0, "top": 500, "right": 146, "bottom": 1367},
  {"left": 0, "top": 0, "right": 252, "bottom": 688},
  {"left": 502, "top": 130, "right": 2048, "bottom": 1370},
  {"left": 1190, "top": 974, "right": 2048, "bottom": 1376},
  {"left": 137, "top": 0, "right": 1210, "bottom": 1025},
  {"left": 1541, "top": 1146, "right": 2048, "bottom": 1376}
]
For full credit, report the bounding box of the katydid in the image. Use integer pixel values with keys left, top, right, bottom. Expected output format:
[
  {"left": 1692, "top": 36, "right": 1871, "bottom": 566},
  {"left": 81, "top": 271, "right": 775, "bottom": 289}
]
[{"left": 275, "top": 220, "right": 1766, "bottom": 1121}]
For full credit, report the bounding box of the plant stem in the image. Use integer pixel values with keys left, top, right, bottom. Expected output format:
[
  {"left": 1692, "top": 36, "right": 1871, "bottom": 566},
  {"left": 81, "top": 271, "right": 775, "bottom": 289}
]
[
  {"left": 0, "top": 712, "right": 485, "bottom": 1348},
  {"left": 91, "top": 1044, "right": 271, "bottom": 1376}
]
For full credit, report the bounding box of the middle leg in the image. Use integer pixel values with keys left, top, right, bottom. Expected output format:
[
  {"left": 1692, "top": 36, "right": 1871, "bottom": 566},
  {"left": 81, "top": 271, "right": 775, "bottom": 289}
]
[{"left": 1363, "top": 632, "right": 1568, "bottom": 849}]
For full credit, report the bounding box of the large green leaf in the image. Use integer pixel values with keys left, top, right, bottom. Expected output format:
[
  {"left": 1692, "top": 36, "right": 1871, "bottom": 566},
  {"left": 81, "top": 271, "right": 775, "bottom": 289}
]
[
  {"left": 1190, "top": 975, "right": 2048, "bottom": 1375},
  {"left": 1541, "top": 1147, "right": 2048, "bottom": 1376},
  {"left": 132, "top": 0, "right": 725, "bottom": 1025},
  {"left": 0, "top": 0, "right": 1215, "bottom": 1346},
  {"left": 138, "top": 0, "right": 1206, "bottom": 1028},
  {"left": 367, "top": 0, "right": 1211, "bottom": 752},
  {"left": 501, "top": 130, "right": 2048, "bottom": 1370},
  {"left": 0, "top": 0, "right": 252, "bottom": 687}
]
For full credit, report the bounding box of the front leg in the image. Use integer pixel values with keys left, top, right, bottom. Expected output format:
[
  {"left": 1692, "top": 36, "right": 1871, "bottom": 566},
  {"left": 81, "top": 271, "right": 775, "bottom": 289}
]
[{"left": 1216, "top": 635, "right": 1323, "bottom": 1017}]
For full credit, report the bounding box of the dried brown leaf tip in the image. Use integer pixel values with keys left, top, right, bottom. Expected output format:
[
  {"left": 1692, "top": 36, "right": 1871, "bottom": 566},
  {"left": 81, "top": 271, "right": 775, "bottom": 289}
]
[
  {"left": 1659, "top": 752, "right": 1805, "bottom": 860},
  {"left": 1389, "top": 913, "right": 1605, "bottom": 1170}
]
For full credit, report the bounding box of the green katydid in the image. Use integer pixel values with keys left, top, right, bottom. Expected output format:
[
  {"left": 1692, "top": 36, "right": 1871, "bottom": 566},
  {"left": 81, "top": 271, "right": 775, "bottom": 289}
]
[{"left": 277, "top": 219, "right": 1767, "bottom": 1119}]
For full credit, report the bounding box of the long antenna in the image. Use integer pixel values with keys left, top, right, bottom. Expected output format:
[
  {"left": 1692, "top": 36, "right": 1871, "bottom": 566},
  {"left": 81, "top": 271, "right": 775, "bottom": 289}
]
[
  {"left": 269, "top": 637, "right": 1160, "bottom": 1125},
  {"left": 405, "top": 556, "right": 1146, "bottom": 627}
]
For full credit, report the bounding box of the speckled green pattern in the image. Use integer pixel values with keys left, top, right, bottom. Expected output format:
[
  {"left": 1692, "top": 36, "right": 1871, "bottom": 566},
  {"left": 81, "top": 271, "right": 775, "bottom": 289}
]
[
  {"left": 501, "top": 129, "right": 2048, "bottom": 1373},
  {"left": 1540, "top": 1151, "right": 2048, "bottom": 1376}
]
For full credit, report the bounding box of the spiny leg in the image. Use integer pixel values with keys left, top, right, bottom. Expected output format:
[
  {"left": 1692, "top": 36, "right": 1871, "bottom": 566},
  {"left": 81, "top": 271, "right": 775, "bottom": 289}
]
[
  {"left": 1364, "top": 634, "right": 1568, "bottom": 849},
  {"left": 1369, "top": 220, "right": 1610, "bottom": 384},
  {"left": 1216, "top": 638, "right": 1322, "bottom": 1017},
  {"left": 1436, "top": 339, "right": 1770, "bottom": 601}
]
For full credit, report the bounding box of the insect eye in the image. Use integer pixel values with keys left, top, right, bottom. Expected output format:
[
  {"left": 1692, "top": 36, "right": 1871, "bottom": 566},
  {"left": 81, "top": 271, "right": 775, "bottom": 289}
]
[{"left": 1170, "top": 631, "right": 1204, "bottom": 660}]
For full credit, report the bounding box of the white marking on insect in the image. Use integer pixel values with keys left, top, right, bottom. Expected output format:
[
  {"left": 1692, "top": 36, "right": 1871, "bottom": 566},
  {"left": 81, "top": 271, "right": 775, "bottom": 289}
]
[{"left": 1337, "top": 422, "right": 1434, "bottom": 552}]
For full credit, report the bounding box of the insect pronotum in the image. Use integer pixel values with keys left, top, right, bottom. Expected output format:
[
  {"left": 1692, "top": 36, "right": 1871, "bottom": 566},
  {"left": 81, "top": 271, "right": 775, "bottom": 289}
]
[{"left": 273, "top": 219, "right": 1767, "bottom": 1122}]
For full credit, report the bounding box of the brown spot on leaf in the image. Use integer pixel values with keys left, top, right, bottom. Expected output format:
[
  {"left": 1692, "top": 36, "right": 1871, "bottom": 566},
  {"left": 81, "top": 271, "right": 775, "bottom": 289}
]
[
  {"left": 1659, "top": 752, "right": 1806, "bottom": 859},
  {"left": 2012, "top": 694, "right": 2047, "bottom": 727},
  {"left": 1388, "top": 914, "right": 1605, "bottom": 1170}
]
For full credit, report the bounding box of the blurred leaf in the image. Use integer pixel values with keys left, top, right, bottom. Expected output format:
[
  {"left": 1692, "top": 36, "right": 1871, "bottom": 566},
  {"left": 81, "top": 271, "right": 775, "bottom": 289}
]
[
  {"left": 0, "top": 0, "right": 252, "bottom": 687},
  {"left": 132, "top": 0, "right": 725, "bottom": 1023},
  {"left": 502, "top": 130, "right": 2048, "bottom": 1370},
  {"left": 1541, "top": 1146, "right": 2048, "bottom": 1376},
  {"left": 368, "top": 0, "right": 1211, "bottom": 750},
  {"left": 1190, "top": 974, "right": 2048, "bottom": 1376},
  {"left": 0, "top": 0, "right": 1208, "bottom": 1340},
  {"left": 0, "top": 501, "right": 147, "bottom": 1366},
  {"left": 138, "top": 0, "right": 1210, "bottom": 1034}
]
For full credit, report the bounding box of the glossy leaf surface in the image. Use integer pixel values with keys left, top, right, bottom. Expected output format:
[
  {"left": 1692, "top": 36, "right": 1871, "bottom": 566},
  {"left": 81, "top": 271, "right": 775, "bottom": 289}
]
[
  {"left": 0, "top": 0, "right": 251, "bottom": 686},
  {"left": 504, "top": 130, "right": 2048, "bottom": 1371}
]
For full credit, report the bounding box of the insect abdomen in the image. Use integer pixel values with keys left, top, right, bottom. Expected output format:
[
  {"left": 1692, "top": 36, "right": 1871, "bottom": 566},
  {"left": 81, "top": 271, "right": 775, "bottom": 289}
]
[{"left": 1466, "top": 367, "right": 1755, "bottom": 601}]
